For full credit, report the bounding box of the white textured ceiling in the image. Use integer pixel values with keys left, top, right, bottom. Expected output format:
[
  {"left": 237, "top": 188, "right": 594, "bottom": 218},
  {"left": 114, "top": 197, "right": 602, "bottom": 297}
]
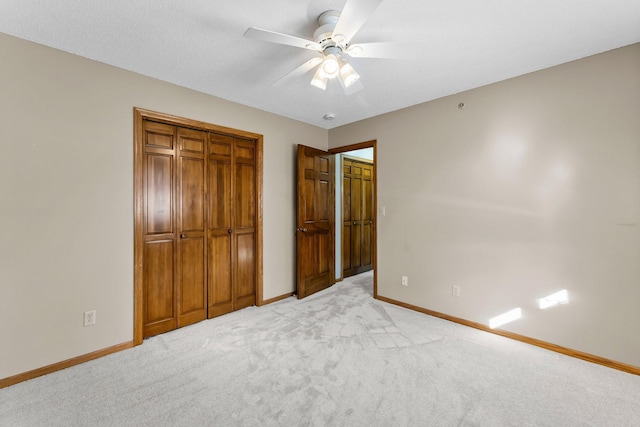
[{"left": 1, "top": 0, "right": 639, "bottom": 129}]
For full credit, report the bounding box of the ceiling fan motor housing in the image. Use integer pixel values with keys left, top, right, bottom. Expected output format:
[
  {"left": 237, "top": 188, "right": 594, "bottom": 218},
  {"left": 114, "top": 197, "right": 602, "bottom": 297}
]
[{"left": 314, "top": 10, "right": 344, "bottom": 51}]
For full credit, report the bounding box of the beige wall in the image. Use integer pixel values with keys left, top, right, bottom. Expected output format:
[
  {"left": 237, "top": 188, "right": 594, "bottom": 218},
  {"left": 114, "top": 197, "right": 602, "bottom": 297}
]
[
  {"left": 0, "top": 33, "right": 327, "bottom": 379},
  {"left": 2, "top": 29, "right": 639, "bottom": 380},
  {"left": 330, "top": 43, "right": 640, "bottom": 367}
]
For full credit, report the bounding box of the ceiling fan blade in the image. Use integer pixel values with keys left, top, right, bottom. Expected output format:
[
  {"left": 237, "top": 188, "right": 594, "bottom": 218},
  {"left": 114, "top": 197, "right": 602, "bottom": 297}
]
[
  {"left": 272, "top": 57, "right": 323, "bottom": 87},
  {"left": 332, "top": 0, "right": 384, "bottom": 44},
  {"left": 346, "top": 42, "right": 420, "bottom": 59},
  {"left": 244, "top": 27, "right": 321, "bottom": 51}
]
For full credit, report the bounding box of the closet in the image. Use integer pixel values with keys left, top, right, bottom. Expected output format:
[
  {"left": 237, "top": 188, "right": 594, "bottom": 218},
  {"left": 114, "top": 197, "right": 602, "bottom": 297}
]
[
  {"left": 342, "top": 157, "right": 374, "bottom": 278},
  {"left": 136, "top": 111, "right": 261, "bottom": 340}
]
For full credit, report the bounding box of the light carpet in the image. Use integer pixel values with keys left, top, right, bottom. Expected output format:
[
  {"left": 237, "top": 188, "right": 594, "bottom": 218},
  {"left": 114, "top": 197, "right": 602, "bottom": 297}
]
[{"left": 1, "top": 271, "right": 639, "bottom": 426}]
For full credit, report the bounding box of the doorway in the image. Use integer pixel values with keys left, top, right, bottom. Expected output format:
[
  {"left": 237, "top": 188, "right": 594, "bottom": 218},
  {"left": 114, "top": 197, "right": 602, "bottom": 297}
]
[{"left": 329, "top": 141, "right": 377, "bottom": 298}]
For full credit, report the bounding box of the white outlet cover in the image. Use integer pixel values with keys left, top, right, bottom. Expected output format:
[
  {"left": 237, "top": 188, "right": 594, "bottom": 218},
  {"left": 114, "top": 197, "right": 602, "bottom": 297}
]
[{"left": 84, "top": 310, "right": 96, "bottom": 327}]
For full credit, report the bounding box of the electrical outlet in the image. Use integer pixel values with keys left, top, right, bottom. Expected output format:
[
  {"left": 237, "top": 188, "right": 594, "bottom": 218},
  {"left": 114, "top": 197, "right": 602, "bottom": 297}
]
[
  {"left": 83, "top": 310, "right": 96, "bottom": 327},
  {"left": 401, "top": 275, "right": 408, "bottom": 286},
  {"left": 452, "top": 285, "right": 461, "bottom": 297}
]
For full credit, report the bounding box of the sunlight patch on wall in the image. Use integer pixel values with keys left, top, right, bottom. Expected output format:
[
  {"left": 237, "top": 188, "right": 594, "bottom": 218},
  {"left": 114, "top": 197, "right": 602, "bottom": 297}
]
[
  {"left": 550, "top": 162, "right": 571, "bottom": 183},
  {"left": 489, "top": 308, "right": 522, "bottom": 329},
  {"left": 538, "top": 289, "right": 569, "bottom": 309},
  {"left": 490, "top": 135, "right": 528, "bottom": 171},
  {"left": 534, "top": 160, "right": 573, "bottom": 209}
]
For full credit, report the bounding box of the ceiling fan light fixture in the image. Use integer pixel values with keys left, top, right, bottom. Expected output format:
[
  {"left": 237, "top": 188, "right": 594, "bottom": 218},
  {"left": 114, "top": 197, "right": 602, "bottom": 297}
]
[
  {"left": 339, "top": 62, "right": 360, "bottom": 87},
  {"left": 320, "top": 54, "right": 340, "bottom": 77},
  {"left": 310, "top": 68, "right": 329, "bottom": 90},
  {"left": 245, "top": 0, "right": 397, "bottom": 95}
]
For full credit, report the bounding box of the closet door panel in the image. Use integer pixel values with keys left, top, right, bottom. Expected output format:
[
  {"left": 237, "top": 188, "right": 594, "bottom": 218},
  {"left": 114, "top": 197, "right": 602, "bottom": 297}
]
[
  {"left": 234, "top": 139, "right": 256, "bottom": 308},
  {"left": 177, "top": 129, "right": 207, "bottom": 327},
  {"left": 142, "top": 121, "right": 176, "bottom": 337},
  {"left": 179, "top": 158, "right": 205, "bottom": 231},
  {"left": 208, "top": 234, "right": 233, "bottom": 317},
  {"left": 208, "top": 134, "right": 234, "bottom": 317},
  {"left": 343, "top": 174, "right": 352, "bottom": 222},
  {"left": 144, "top": 121, "right": 175, "bottom": 149},
  {"left": 235, "top": 232, "right": 256, "bottom": 309},
  {"left": 235, "top": 162, "right": 256, "bottom": 229},
  {"left": 362, "top": 167, "right": 374, "bottom": 269},
  {"left": 352, "top": 224, "right": 362, "bottom": 270},
  {"left": 363, "top": 169, "right": 373, "bottom": 222},
  {"left": 351, "top": 174, "right": 362, "bottom": 271},
  {"left": 342, "top": 163, "right": 353, "bottom": 274},
  {"left": 209, "top": 160, "right": 232, "bottom": 229},
  {"left": 362, "top": 222, "right": 372, "bottom": 267},
  {"left": 179, "top": 238, "right": 206, "bottom": 315},
  {"left": 146, "top": 154, "right": 173, "bottom": 235},
  {"left": 144, "top": 239, "right": 175, "bottom": 336},
  {"left": 342, "top": 224, "right": 352, "bottom": 271}
]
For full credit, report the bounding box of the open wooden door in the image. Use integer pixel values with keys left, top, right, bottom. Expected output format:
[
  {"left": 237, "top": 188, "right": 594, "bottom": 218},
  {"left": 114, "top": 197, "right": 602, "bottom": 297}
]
[{"left": 296, "top": 144, "right": 335, "bottom": 299}]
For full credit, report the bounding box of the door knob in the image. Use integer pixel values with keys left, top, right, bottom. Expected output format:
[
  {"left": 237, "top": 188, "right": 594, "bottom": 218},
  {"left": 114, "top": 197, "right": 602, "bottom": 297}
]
[
  {"left": 228, "top": 229, "right": 233, "bottom": 234},
  {"left": 180, "top": 234, "right": 186, "bottom": 239},
  {"left": 353, "top": 221, "right": 357, "bottom": 225}
]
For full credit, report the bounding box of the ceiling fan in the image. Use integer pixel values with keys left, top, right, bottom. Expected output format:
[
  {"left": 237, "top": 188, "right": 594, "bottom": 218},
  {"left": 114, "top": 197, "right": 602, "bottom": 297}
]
[{"left": 244, "top": 0, "right": 413, "bottom": 92}]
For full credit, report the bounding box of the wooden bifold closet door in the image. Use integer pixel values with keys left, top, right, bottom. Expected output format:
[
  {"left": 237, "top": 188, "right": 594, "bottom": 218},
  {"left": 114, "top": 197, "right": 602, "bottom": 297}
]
[
  {"left": 342, "top": 157, "right": 374, "bottom": 278},
  {"left": 208, "top": 133, "right": 257, "bottom": 317},
  {"left": 138, "top": 113, "right": 260, "bottom": 340}
]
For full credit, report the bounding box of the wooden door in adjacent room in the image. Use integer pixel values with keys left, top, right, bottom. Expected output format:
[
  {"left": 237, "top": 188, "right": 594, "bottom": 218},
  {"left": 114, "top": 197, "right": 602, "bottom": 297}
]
[
  {"left": 296, "top": 144, "right": 335, "bottom": 299},
  {"left": 342, "top": 157, "right": 374, "bottom": 278}
]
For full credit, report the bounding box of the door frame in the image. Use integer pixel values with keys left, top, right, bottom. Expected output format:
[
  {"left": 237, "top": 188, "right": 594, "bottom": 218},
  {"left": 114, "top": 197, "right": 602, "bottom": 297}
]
[
  {"left": 329, "top": 140, "right": 377, "bottom": 298},
  {"left": 133, "top": 108, "right": 264, "bottom": 346}
]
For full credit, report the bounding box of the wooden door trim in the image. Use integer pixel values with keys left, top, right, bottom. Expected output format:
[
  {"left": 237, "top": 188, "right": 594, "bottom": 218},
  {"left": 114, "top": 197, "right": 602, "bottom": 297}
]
[
  {"left": 329, "top": 141, "right": 377, "bottom": 298},
  {"left": 134, "top": 108, "right": 263, "bottom": 345},
  {"left": 342, "top": 155, "right": 373, "bottom": 164}
]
